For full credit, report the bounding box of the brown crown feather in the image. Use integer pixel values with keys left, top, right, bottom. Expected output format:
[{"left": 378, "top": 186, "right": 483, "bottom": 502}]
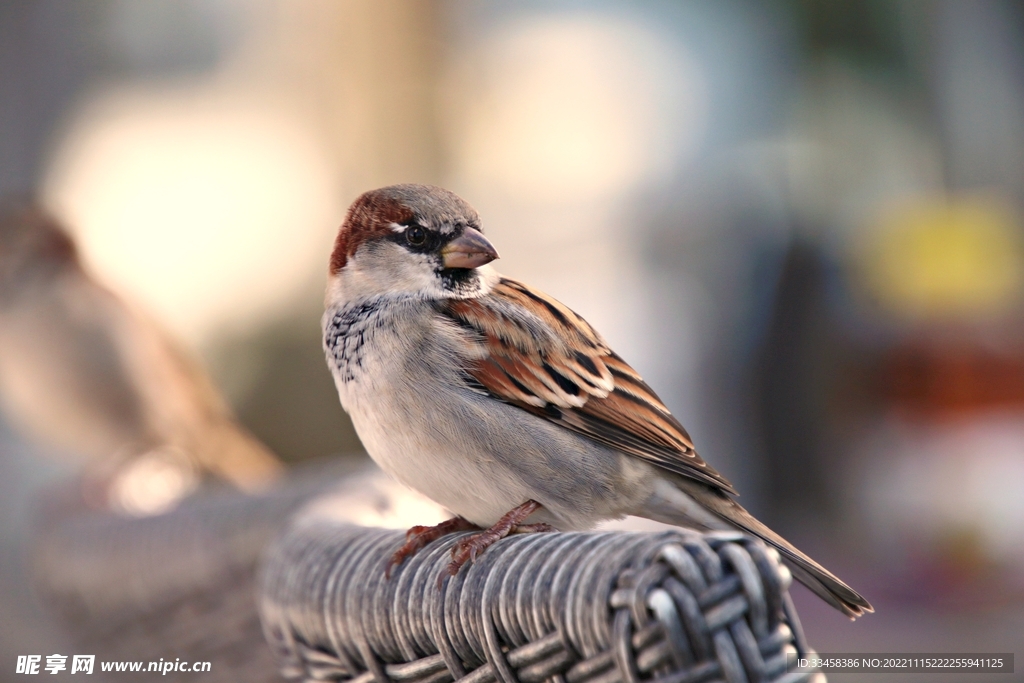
[{"left": 329, "top": 191, "right": 414, "bottom": 275}]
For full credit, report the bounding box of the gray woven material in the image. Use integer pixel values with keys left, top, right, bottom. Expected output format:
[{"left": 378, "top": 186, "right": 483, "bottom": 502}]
[{"left": 260, "top": 523, "right": 820, "bottom": 683}]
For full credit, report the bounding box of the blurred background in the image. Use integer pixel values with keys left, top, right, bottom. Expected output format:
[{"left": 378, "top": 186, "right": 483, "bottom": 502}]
[{"left": 2, "top": 0, "right": 1024, "bottom": 680}]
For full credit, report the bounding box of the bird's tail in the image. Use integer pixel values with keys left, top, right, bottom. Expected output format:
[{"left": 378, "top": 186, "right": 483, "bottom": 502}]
[{"left": 641, "top": 477, "right": 873, "bottom": 619}]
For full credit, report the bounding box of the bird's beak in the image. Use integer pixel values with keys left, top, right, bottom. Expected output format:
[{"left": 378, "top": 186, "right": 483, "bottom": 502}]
[{"left": 441, "top": 228, "right": 499, "bottom": 269}]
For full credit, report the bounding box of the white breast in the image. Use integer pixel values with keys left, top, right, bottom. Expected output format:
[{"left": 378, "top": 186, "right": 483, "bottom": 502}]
[{"left": 323, "top": 297, "right": 513, "bottom": 520}]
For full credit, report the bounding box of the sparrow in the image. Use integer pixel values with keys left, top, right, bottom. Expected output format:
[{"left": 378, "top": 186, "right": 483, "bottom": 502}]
[
  {"left": 0, "top": 199, "right": 283, "bottom": 508},
  {"left": 322, "top": 184, "right": 872, "bottom": 618}
]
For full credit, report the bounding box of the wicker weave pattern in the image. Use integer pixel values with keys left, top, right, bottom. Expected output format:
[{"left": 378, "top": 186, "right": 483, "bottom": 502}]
[{"left": 260, "top": 524, "right": 820, "bottom": 683}]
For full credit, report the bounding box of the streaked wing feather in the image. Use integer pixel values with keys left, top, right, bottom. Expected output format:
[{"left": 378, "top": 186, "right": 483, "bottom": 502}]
[{"left": 444, "top": 278, "right": 736, "bottom": 495}]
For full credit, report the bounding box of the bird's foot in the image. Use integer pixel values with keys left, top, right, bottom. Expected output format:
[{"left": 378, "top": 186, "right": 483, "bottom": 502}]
[
  {"left": 386, "top": 516, "right": 480, "bottom": 578},
  {"left": 441, "top": 500, "right": 553, "bottom": 586}
]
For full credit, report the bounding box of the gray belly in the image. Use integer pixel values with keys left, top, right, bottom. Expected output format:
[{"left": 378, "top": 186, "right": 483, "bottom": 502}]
[{"left": 347, "top": 383, "right": 653, "bottom": 530}]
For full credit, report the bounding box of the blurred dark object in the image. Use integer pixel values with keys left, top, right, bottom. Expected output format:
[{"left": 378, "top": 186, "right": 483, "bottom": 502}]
[
  {"left": 792, "top": 0, "right": 920, "bottom": 75},
  {"left": 261, "top": 523, "right": 819, "bottom": 683},
  {"left": 0, "top": 201, "right": 283, "bottom": 512},
  {"left": 754, "top": 240, "right": 843, "bottom": 528}
]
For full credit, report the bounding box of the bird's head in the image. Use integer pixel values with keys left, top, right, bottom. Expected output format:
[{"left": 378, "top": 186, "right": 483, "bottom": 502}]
[
  {"left": 326, "top": 184, "right": 499, "bottom": 303},
  {"left": 0, "top": 200, "right": 79, "bottom": 295}
]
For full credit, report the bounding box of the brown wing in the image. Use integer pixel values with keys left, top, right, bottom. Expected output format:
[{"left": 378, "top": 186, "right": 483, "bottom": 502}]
[{"left": 444, "top": 278, "right": 736, "bottom": 495}]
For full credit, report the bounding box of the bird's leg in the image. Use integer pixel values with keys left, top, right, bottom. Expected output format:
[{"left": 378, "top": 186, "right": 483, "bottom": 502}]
[
  {"left": 386, "top": 516, "right": 480, "bottom": 578},
  {"left": 444, "top": 500, "right": 554, "bottom": 580},
  {"left": 511, "top": 522, "right": 555, "bottom": 533}
]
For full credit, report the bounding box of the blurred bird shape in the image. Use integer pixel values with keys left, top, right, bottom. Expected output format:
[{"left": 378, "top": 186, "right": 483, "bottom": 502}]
[{"left": 0, "top": 199, "right": 283, "bottom": 514}]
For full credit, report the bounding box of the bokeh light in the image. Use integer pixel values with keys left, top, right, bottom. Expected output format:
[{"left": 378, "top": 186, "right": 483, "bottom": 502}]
[{"left": 44, "top": 87, "right": 340, "bottom": 345}]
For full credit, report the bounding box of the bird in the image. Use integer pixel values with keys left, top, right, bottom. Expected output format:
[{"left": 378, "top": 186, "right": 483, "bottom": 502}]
[
  {"left": 0, "top": 199, "right": 283, "bottom": 510},
  {"left": 321, "top": 184, "right": 872, "bottom": 618}
]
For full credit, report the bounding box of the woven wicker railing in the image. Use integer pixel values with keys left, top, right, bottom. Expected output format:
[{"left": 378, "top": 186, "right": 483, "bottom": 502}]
[
  {"left": 260, "top": 522, "right": 822, "bottom": 683},
  {"left": 32, "top": 458, "right": 824, "bottom": 683}
]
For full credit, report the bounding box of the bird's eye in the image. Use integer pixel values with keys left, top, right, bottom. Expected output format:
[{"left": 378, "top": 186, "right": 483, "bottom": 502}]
[{"left": 405, "top": 226, "right": 427, "bottom": 246}]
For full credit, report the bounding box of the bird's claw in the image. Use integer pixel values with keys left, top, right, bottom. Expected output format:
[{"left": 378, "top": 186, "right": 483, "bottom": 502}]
[
  {"left": 437, "top": 501, "right": 555, "bottom": 588},
  {"left": 385, "top": 517, "right": 479, "bottom": 578}
]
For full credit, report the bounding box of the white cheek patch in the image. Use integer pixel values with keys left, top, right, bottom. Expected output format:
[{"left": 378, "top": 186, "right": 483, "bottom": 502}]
[
  {"left": 329, "top": 239, "right": 494, "bottom": 303},
  {"left": 338, "top": 241, "right": 443, "bottom": 299}
]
